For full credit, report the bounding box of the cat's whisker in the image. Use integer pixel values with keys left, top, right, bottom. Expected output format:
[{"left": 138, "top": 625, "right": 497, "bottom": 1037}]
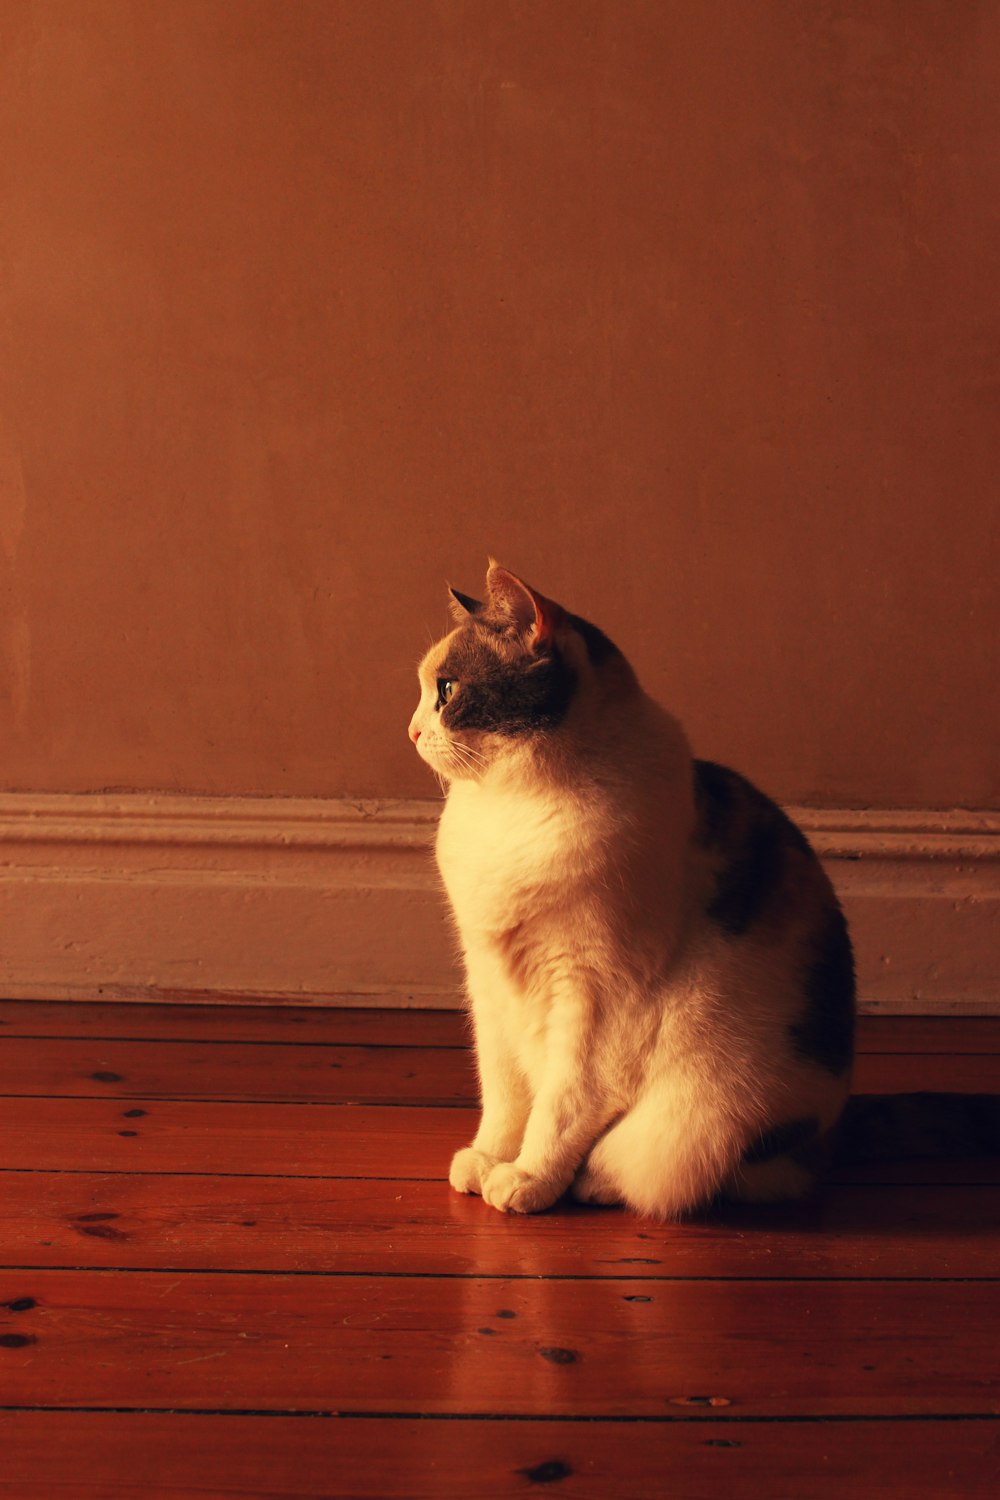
[
  {"left": 451, "top": 741, "right": 486, "bottom": 766},
  {"left": 447, "top": 740, "right": 478, "bottom": 762}
]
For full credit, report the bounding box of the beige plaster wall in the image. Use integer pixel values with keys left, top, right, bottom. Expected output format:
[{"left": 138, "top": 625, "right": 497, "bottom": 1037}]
[{"left": 1, "top": 0, "right": 997, "bottom": 808}]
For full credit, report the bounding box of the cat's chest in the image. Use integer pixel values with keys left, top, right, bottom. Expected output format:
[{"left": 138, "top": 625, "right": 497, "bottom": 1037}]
[{"left": 436, "top": 782, "right": 597, "bottom": 936}]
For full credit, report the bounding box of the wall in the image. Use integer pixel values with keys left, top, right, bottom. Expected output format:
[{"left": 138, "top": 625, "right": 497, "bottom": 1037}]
[{"left": 2, "top": 0, "right": 998, "bottom": 813}]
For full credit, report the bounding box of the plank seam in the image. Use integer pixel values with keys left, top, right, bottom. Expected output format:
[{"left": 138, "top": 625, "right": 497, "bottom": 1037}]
[
  {"left": 2, "top": 1266, "right": 996, "bottom": 1282},
  {"left": 0, "top": 1406, "right": 997, "bottom": 1424}
]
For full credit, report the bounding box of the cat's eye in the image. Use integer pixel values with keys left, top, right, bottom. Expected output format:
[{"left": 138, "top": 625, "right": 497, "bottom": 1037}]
[{"left": 435, "top": 678, "right": 457, "bottom": 711}]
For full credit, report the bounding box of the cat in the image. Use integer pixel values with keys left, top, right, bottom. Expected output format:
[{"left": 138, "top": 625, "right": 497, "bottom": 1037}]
[{"left": 408, "top": 561, "right": 996, "bottom": 1218}]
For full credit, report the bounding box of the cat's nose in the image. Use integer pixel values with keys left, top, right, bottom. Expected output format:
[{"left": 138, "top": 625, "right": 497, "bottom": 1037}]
[{"left": 409, "top": 724, "right": 421, "bottom": 744}]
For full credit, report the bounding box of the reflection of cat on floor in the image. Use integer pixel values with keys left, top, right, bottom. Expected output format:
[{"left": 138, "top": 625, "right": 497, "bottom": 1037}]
[{"left": 409, "top": 561, "right": 998, "bottom": 1219}]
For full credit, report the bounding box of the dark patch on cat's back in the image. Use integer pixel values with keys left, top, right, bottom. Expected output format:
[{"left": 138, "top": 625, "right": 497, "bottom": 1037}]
[
  {"left": 695, "top": 761, "right": 811, "bottom": 852},
  {"left": 706, "top": 816, "right": 786, "bottom": 936},
  {"left": 440, "top": 622, "right": 577, "bottom": 737},
  {"left": 693, "top": 759, "right": 738, "bottom": 849},
  {"left": 790, "top": 903, "right": 855, "bottom": 1076},
  {"left": 694, "top": 762, "right": 810, "bottom": 938},
  {"left": 566, "top": 611, "right": 620, "bottom": 665}
]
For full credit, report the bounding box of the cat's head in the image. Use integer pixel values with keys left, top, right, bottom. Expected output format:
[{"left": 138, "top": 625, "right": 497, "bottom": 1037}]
[{"left": 408, "top": 561, "right": 631, "bottom": 781}]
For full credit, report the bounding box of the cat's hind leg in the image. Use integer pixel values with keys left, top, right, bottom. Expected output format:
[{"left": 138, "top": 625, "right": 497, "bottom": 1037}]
[
  {"left": 725, "top": 1155, "right": 816, "bottom": 1203},
  {"left": 570, "top": 1087, "right": 743, "bottom": 1219},
  {"left": 724, "top": 1116, "right": 832, "bottom": 1203},
  {"left": 571, "top": 1159, "right": 623, "bottom": 1207}
]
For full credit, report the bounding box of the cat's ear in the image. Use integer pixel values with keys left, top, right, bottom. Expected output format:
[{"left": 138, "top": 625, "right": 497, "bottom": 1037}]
[
  {"left": 447, "top": 586, "right": 482, "bottom": 622},
  {"left": 485, "top": 561, "right": 564, "bottom": 650}
]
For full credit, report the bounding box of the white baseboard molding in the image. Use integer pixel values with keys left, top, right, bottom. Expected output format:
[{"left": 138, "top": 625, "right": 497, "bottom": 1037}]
[{"left": 0, "top": 793, "right": 997, "bottom": 1014}]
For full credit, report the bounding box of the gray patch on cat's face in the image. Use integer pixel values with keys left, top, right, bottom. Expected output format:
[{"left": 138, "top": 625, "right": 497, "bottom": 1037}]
[
  {"left": 790, "top": 903, "right": 856, "bottom": 1076},
  {"left": 437, "top": 620, "right": 577, "bottom": 737}
]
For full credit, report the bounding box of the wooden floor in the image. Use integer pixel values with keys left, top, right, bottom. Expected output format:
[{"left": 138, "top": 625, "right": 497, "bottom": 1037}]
[{"left": 1, "top": 1003, "right": 998, "bottom": 1498}]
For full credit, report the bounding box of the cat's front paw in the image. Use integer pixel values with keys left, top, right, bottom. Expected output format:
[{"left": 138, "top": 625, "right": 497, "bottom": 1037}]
[
  {"left": 449, "top": 1146, "right": 496, "bottom": 1196},
  {"left": 482, "top": 1162, "right": 560, "bottom": 1215}
]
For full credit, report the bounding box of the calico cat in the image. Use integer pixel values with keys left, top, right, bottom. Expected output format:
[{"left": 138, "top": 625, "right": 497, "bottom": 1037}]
[{"left": 408, "top": 562, "right": 990, "bottom": 1218}]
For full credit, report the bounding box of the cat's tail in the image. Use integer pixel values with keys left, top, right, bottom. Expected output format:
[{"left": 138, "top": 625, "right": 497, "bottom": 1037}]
[{"left": 833, "top": 1092, "right": 1000, "bottom": 1166}]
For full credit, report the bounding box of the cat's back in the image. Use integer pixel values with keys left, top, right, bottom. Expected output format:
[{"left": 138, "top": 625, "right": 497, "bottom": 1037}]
[
  {"left": 687, "top": 757, "right": 855, "bottom": 1079},
  {"left": 690, "top": 758, "right": 839, "bottom": 940}
]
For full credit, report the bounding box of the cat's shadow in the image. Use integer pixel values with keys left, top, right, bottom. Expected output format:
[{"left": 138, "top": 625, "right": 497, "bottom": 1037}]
[{"left": 539, "top": 1174, "right": 1000, "bottom": 1242}]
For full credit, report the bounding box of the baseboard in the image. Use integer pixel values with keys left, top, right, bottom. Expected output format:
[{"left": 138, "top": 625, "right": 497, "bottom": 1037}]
[
  {"left": 793, "top": 807, "right": 999, "bottom": 1014},
  {"left": 0, "top": 793, "right": 997, "bottom": 1014}
]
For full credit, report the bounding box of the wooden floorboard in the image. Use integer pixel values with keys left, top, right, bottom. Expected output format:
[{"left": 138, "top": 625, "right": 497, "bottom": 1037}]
[
  {"left": 1, "top": 998, "right": 998, "bottom": 1498},
  {"left": 2, "top": 1412, "right": 997, "bottom": 1500},
  {"left": 2, "top": 1173, "right": 999, "bottom": 1278},
  {"left": 2, "top": 1269, "right": 996, "bottom": 1416},
  {"left": 2, "top": 1000, "right": 998, "bottom": 1052},
  {"left": 0, "top": 1036, "right": 480, "bottom": 1103},
  {"left": 0, "top": 1001, "right": 472, "bottom": 1047},
  {"left": 1, "top": 1034, "right": 998, "bottom": 1102},
  {"left": 3, "top": 1094, "right": 998, "bottom": 1183}
]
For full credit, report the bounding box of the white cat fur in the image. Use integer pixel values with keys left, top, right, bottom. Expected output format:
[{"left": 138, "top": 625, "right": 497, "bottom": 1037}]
[{"left": 409, "top": 565, "right": 851, "bottom": 1218}]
